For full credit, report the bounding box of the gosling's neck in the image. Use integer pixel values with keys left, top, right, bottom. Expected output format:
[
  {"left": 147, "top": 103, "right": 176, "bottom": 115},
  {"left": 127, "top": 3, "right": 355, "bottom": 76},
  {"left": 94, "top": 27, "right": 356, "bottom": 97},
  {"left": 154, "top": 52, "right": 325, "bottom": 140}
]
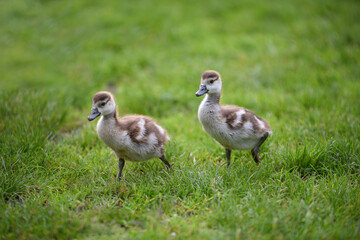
[
  {"left": 204, "top": 92, "right": 221, "bottom": 105},
  {"left": 102, "top": 109, "right": 118, "bottom": 121},
  {"left": 102, "top": 110, "right": 130, "bottom": 131}
]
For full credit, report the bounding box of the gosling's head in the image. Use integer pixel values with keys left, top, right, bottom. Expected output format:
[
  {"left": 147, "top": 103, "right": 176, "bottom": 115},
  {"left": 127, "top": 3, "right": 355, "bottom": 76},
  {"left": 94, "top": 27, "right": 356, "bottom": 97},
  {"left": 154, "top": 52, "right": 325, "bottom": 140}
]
[
  {"left": 195, "top": 70, "right": 222, "bottom": 97},
  {"left": 88, "top": 91, "right": 116, "bottom": 121}
]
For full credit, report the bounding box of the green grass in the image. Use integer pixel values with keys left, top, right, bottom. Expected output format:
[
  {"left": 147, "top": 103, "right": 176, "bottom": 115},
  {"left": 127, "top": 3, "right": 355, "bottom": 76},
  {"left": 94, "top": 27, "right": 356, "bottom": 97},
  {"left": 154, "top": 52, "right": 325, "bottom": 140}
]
[{"left": 1, "top": 0, "right": 360, "bottom": 239}]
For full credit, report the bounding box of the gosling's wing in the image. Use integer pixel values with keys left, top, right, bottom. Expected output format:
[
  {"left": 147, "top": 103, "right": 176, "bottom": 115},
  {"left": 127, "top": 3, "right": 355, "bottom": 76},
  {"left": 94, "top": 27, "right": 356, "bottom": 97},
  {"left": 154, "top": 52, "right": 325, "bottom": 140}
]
[
  {"left": 221, "top": 105, "right": 271, "bottom": 135},
  {"left": 118, "top": 115, "right": 169, "bottom": 145}
]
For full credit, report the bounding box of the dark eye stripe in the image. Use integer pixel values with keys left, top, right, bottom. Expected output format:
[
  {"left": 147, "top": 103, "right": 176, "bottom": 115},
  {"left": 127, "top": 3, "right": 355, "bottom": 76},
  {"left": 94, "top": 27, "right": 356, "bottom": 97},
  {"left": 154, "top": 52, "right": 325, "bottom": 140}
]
[
  {"left": 209, "top": 78, "right": 218, "bottom": 83},
  {"left": 99, "top": 98, "right": 111, "bottom": 106}
]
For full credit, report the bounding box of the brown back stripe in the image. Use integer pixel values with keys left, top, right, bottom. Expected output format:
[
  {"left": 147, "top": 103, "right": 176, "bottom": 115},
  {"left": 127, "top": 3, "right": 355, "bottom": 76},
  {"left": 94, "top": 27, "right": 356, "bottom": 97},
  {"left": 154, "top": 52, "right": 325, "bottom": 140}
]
[{"left": 115, "top": 115, "right": 169, "bottom": 150}]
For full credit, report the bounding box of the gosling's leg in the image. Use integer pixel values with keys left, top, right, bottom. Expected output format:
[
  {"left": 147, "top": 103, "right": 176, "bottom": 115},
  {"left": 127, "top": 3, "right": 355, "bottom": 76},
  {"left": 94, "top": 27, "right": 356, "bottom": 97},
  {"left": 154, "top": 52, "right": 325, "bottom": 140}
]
[
  {"left": 116, "top": 158, "right": 125, "bottom": 181},
  {"left": 225, "top": 148, "right": 231, "bottom": 168},
  {"left": 251, "top": 132, "right": 269, "bottom": 164},
  {"left": 159, "top": 155, "right": 171, "bottom": 169}
]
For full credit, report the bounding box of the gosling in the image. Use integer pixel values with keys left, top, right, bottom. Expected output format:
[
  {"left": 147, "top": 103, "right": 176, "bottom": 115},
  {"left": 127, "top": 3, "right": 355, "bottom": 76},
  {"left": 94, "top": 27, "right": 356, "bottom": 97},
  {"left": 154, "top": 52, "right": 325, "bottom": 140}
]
[
  {"left": 196, "top": 70, "right": 272, "bottom": 167},
  {"left": 88, "top": 91, "right": 171, "bottom": 181}
]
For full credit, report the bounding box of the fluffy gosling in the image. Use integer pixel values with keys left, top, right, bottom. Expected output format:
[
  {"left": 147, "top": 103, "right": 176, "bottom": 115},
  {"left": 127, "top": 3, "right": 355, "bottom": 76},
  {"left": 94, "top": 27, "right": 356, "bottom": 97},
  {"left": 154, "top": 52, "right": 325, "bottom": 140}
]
[
  {"left": 88, "top": 91, "right": 171, "bottom": 181},
  {"left": 196, "top": 70, "right": 272, "bottom": 167}
]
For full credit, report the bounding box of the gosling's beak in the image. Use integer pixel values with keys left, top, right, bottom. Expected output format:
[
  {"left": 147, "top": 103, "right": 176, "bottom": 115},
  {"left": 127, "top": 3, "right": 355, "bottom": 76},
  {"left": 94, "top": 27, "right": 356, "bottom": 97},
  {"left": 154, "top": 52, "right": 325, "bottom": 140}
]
[
  {"left": 195, "top": 84, "right": 208, "bottom": 97},
  {"left": 88, "top": 107, "right": 101, "bottom": 121}
]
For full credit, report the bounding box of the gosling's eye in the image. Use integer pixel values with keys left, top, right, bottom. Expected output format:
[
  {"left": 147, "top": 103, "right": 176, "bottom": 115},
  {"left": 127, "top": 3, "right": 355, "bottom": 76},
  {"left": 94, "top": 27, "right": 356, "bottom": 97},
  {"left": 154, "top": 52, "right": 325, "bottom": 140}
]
[
  {"left": 100, "top": 102, "right": 106, "bottom": 107},
  {"left": 209, "top": 80, "right": 214, "bottom": 84}
]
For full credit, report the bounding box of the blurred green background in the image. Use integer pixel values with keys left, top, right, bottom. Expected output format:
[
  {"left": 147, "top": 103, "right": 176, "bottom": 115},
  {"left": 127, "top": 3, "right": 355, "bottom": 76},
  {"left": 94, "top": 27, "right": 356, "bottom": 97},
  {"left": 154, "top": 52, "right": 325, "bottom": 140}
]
[{"left": 1, "top": 0, "right": 359, "bottom": 239}]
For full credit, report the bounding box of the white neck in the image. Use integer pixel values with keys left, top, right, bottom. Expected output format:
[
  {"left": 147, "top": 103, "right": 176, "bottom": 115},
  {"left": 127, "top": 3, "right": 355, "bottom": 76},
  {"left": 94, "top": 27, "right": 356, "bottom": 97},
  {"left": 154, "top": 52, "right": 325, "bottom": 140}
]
[{"left": 205, "top": 92, "right": 221, "bottom": 105}]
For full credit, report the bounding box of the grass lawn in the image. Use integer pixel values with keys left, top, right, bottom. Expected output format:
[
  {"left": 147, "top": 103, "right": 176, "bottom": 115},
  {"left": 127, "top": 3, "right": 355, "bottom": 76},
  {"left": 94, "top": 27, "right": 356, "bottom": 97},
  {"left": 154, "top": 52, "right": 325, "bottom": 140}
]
[{"left": 1, "top": 0, "right": 359, "bottom": 239}]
